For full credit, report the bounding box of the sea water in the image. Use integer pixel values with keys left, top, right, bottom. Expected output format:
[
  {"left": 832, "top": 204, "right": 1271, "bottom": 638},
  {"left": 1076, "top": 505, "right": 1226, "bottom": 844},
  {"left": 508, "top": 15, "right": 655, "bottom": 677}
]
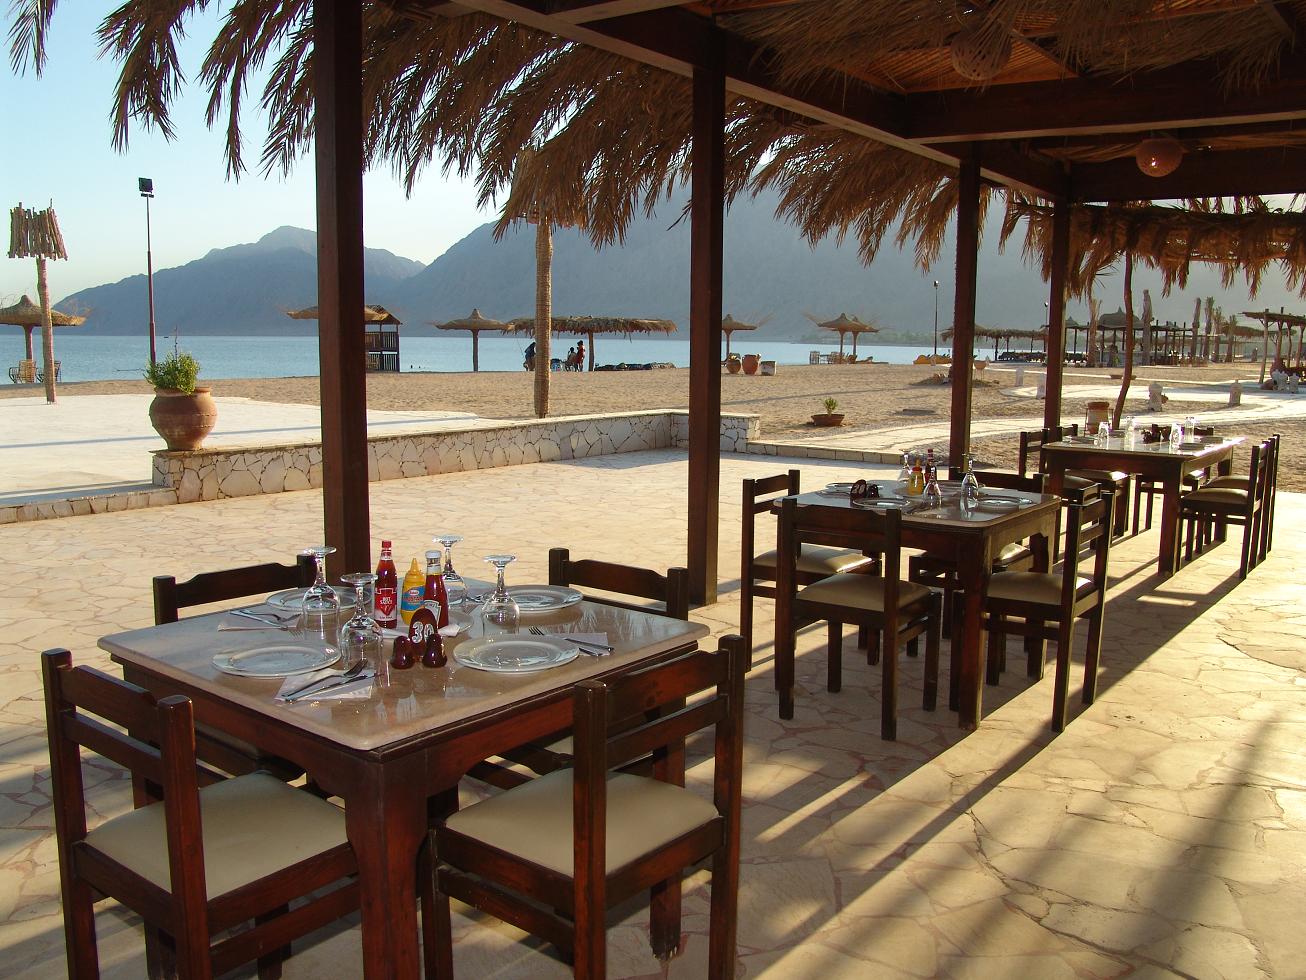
[{"left": 0, "top": 333, "right": 955, "bottom": 383}]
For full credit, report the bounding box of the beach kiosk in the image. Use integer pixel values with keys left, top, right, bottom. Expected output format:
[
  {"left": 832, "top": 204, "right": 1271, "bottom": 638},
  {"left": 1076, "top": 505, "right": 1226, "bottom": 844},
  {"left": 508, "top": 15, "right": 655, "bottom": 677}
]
[{"left": 287, "top": 304, "right": 402, "bottom": 373}]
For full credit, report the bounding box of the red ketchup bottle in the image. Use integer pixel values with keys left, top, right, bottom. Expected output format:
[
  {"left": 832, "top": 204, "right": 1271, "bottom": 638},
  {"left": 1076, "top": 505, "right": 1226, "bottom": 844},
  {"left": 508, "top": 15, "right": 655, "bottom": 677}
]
[
  {"left": 423, "top": 549, "right": 451, "bottom": 629},
  {"left": 374, "top": 540, "right": 399, "bottom": 629}
]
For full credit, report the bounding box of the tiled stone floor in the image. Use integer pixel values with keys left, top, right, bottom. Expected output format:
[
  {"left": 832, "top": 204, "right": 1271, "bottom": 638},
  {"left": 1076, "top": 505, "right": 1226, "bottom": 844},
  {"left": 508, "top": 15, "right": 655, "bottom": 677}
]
[{"left": 1, "top": 448, "right": 1303, "bottom": 977}]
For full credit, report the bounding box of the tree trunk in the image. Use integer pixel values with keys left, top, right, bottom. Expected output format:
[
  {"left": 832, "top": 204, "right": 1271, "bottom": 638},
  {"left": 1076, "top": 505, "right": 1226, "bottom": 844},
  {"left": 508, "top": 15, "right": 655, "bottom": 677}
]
[
  {"left": 586, "top": 334, "right": 595, "bottom": 372},
  {"left": 1260, "top": 311, "right": 1271, "bottom": 384},
  {"left": 533, "top": 221, "right": 552, "bottom": 418},
  {"left": 1111, "top": 253, "right": 1135, "bottom": 428},
  {"left": 37, "top": 256, "right": 57, "bottom": 404},
  {"left": 1189, "top": 297, "right": 1200, "bottom": 363}
]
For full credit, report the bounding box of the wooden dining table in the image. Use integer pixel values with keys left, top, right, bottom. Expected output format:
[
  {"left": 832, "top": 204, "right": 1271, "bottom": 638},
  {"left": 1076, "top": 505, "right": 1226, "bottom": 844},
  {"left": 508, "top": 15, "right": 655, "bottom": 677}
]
[
  {"left": 774, "top": 487, "right": 1059, "bottom": 730},
  {"left": 100, "top": 599, "right": 708, "bottom": 979},
  {"left": 1041, "top": 434, "right": 1243, "bottom": 578}
]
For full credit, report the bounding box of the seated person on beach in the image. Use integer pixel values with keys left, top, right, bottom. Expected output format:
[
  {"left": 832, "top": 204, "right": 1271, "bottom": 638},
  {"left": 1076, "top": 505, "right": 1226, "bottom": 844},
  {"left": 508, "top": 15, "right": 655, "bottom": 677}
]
[
  {"left": 524, "top": 341, "right": 536, "bottom": 371},
  {"left": 565, "top": 346, "right": 577, "bottom": 371}
]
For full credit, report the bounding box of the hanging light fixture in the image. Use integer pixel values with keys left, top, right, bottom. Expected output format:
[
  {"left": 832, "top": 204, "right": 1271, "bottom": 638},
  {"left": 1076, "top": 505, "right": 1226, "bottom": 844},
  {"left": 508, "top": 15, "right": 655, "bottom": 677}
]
[
  {"left": 950, "top": 21, "right": 1012, "bottom": 81},
  {"left": 1135, "top": 137, "right": 1184, "bottom": 177}
]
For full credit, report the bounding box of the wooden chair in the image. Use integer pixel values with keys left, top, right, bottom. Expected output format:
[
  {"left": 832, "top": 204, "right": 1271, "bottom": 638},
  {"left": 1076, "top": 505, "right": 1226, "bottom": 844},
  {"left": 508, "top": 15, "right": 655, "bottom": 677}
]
[
  {"left": 741, "top": 470, "right": 876, "bottom": 659},
  {"left": 978, "top": 492, "right": 1115, "bottom": 732},
  {"left": 908, "top": 469, "right": 1046, "bottom": 638},
  {"left": 1179, "top": 439, "right": 1274, "bottom": 580},
  {"left": 1057, "top": 424, "right": 1131, "bottom": 536},
  {"left": 153, "top": 558, "right": 314, "bottom": 780},
  {"left": 423, "top": 636, "right": 747, "bottom": 979},
  {"left": 774, "top": 498, "right": 942, "bottom": 740},
  {"left": 9, "top": 359, "right": 36, "bottom": 383},
  {"left": 1204, "top": 433, "right": 1280, "bottom": 562},
  {"left": 41, "top": 649, "right": 359, "bottom": 979},
  {"left": 1131, "top": 424, "right": 1215, "bottom": 534},
  {"left": 36, "top": 359, "right": 61, "bottom": 383}
]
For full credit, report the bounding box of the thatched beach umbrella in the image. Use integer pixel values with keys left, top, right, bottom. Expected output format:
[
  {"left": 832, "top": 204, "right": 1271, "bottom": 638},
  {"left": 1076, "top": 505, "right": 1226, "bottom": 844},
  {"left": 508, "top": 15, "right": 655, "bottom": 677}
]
[
  {"left": 432, "top": 309, "right": 514, "bottom": 372},
  {"left": 514, "top": 315, "right": 676, "bottom": 372},
  {"left": 0, "top": 294, "right": 84, "bottom": 362},
  {"left": 286, "top": 304, "right": 401, "bottom": 326},
  {"left": 9, "top": 202, "right": 69, "bottom": 404},
  {"left": 809, "top": 313, "right": 877, "bottom": 358},
  {"left": 721, "top": 314, "right": 759, "bottom": 360}
]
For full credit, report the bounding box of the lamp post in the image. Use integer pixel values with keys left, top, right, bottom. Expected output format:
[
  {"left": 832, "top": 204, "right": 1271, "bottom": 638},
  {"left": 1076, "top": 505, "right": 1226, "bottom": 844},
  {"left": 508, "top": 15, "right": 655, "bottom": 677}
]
[
  {"left": 139, "top": 177, "right": 157, "bottom": 366},
  {"left": 932, "top": 280, "right": 939, "bottom": 358}
]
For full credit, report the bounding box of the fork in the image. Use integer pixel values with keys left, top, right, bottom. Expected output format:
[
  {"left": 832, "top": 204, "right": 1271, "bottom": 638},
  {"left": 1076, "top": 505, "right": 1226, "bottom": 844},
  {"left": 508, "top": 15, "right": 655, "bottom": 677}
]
[{"left": 527, "top": 626, "right": 610, "bottom": 656}]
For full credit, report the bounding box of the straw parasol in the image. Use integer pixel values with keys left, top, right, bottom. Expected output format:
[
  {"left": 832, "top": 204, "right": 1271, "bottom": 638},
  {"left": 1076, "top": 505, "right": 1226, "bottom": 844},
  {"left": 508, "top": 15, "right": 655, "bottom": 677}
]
[
  {"left": 0, "top": 294, "right": 84, "bottom": 362},
  {"left": 431, "top": 309, "right": 515, "bottom": 372},
  {"left": 808, "top": 313, "right": 878, "bottom": 359},
  {"left": 286, "top": 304, "right": 402, "bottom": 325},
  {"left": 512, "top": 315, "right": 676, "bottom": 372},
  {"left": 721, "top": 314, "right": 760, "bottom": 360}
]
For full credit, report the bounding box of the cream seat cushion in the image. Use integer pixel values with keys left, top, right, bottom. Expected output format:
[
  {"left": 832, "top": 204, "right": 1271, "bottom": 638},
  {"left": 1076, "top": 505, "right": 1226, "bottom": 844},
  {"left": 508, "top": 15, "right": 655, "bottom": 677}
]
[
  {"left": 753, "top": 546, "right": 873, "bottom": 577},
  {"left": 84, "top": 773, "right": 347, "bottom": 899},
  {"left": 443, "top": 770, "right": 717, "bottom": 876},
  {"left": 1202, "top": 476, "right": 1250, "bottom": 491},
  {"left": 1185, "top": 487, "right": 1248, "bottom": 506},
  {"left": 798, "top": 573, "right": 930, "bottom": 611},
  {"left": 1070, "top": 468, "right": 1129, "bottom": 483},
  {"left": 986, "top": 571, "right": 1092, "bottom": 605},
  {"left": 996, "top": 542, "right": 1032, "bottom": 565}
]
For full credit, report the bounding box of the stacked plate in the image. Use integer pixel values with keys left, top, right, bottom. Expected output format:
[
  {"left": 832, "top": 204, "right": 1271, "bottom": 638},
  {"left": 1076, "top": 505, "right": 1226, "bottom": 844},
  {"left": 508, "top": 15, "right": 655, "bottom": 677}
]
[
  {"left": 453, "top": 635, "right": 580, "bottom": 673},
  {"left": 213, "top": 643, "right": 340, "bottom": 677}
]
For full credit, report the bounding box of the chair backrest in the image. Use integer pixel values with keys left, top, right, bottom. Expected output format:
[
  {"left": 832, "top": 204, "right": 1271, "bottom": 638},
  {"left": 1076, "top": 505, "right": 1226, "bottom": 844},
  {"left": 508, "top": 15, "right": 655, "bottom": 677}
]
[
  {"left": 1062, "top": 491, "right": 1115, "bottom": 599},
  {"left": 153, "top": 557, "right": 315, "bottom": 625},
  {"left": 569, "top": 636, "right": 746, "bottom": 896},
  {"left": 548, "top": 548, "right": 689, "bottom": 620},
  {"left": 1017, "top": 428, "right": 1054, "bottom": 477},
  {"left": 741, "top": 470, "right": 800, "bottom": 569},
  {"left": 1246, "top": 440, "right": 1273, "bottom": 513},
  {"left": 17, "top": 359, "right": 36, "bottom": 383},
  {"left": 41, "top": 649, "right": 215, "bottom": 917},
  {"left": 948, "top": 467, "right": 1046, "bottom": 495},
  {"left": 778, "top": 496, "right": 903, "bottom": 588}
]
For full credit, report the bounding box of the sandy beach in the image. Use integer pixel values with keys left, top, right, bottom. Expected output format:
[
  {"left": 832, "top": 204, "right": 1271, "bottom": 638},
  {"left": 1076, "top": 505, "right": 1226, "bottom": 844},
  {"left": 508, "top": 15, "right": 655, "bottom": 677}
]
[{"left": 8, "top": 360, "right": 1299, "bottom": 489}]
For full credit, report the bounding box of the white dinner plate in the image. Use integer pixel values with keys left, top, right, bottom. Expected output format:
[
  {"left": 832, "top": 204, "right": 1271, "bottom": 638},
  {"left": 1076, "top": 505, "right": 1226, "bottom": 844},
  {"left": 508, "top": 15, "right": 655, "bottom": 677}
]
[
  {"left": 213, "top": 643, "right": 340, "bottom": 677},
  {"left": 468, "top": 585, "right": 584, "bottom": 612},
  {"left": 453, "top": 636, "right": 580, "bottom": 673},
  {"left": 265, "top": 586, "right": 354, "bottom": 610}
]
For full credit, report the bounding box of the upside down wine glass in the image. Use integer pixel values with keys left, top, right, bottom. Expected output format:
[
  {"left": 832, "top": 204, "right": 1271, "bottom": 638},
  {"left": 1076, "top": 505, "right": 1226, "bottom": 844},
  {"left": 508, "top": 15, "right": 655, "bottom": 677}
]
[
  {"left": 298, "top": 546, "right": 340, "bottom": 647},
  {"left": 338, "top": 572, "right": 384, "bottom": 670},
  {"left": 481, "top": 554, "right": 520, "bottom": 634},
  {"left": 434, "top": 533, "right": 467, "bottom": 606}
]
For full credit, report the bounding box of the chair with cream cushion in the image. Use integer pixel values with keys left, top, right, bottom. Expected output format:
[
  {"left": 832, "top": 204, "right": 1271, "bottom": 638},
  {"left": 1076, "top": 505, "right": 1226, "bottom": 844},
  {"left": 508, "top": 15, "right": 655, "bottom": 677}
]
[
  {"left": 1180, "top": 438, "right": 1273, "bottom": 580},
  {"left": 423, "top": 637, "right": 746, "bottom": 979},
  {"left": 41, "top": 649, "right": 359, "bottom": 979},
  {"left": 741, "top": 470, "right": 876, "bottom": 663},
  {"left": 774, "top": 498, "right": 941, "bottom": 739},
  {"left": 1131, "top": 424, "right": 1215, "bottom": 534},
  {"left": 979, "top": 492, "right": 1115, "bottom": 732},
  {"left": 1202, "top": 433, "right": 1278, "bottom": 562}
]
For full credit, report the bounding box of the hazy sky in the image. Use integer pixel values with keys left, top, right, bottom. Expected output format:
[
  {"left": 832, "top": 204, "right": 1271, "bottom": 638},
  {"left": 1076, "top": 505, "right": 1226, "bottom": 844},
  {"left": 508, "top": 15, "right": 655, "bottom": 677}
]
[{"left": 1, "top": 4, "right": 495, "bottom": 301}]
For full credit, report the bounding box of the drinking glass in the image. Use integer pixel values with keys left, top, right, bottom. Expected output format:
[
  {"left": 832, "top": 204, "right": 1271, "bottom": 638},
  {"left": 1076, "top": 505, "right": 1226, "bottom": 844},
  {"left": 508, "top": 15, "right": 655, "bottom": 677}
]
[
  {"left": 897, "top": 452, "right": 912, "bottom": 483},
  {"left": 298, "top": 546, "right": 340, "bottom": 647},
  {"left": 338, "top": 572, "right": 384, "bottom": 669},
  {"left": 1095, "top": 422, "right": 1110, "bottom": 447},
  {"left": 481, "top": 554, "right": 520, "bottom": 633},
  {"left": 923, "top": 466, "right": 942, "bottom": 507},
  {"left": 1169, "top": 421, "right": 1185, "bottom": 451},
  {"left": 960, "top": 453, "right": 982, "bottom": 510},
  {"left": 1122, "top": 415, "right": 1136, "bottom": 448},
  {"left": 434, "top": 533, "right": 467, "bottom": 606}
]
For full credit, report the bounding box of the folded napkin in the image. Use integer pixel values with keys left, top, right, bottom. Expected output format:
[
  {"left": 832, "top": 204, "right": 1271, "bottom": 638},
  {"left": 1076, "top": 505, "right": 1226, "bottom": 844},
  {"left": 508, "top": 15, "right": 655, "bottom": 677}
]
[{"left": 275, "top": 668, "right": 374, "bottom": 703}]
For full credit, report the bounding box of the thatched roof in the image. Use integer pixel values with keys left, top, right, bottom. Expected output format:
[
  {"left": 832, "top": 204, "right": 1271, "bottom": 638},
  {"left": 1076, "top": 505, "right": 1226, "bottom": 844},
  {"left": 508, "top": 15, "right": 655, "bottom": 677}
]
[
  {"left": 0, "top": 295, "right": 85, "bottom": 327},
  {"left": 509, "top": 315, "right": 676, "bottom": 337},
  {"left": 1242, "top": 309, "right": 1306, "bottom": 328},
  {"left": 286, "top": 305, "right": 402, "bottom": 325},
  {"left": 810, "top": 313, "right": 878, "bottom": 335},
  {"left": 721, "top": 314, "right": 758, "bottom": 334},
  {"left": 433, "top": 309, "right": 514, "bottom": 332}
]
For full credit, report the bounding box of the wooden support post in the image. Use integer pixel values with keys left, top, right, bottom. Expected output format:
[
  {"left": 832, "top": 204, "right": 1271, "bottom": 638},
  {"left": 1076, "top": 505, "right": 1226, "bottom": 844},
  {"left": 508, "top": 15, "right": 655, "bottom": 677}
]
[
  {"left": 949, "top": 149, "right": 981, "bottom": 467},
  {"left": 1043, "top": 199, "right": 1070, "bottom": 430},
  {"left": 313, "top": 0, "right": 371, "bottom": 579},
  {"left": 687, "top": 50, "right": 725, "bottom": 606}
]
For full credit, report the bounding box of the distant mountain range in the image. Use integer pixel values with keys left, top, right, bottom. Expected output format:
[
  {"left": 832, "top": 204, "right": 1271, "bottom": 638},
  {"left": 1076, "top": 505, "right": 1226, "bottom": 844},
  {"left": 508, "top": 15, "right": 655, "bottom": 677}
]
[{"left": 57, "top": 191, "right": 1298, "bottom": 341}]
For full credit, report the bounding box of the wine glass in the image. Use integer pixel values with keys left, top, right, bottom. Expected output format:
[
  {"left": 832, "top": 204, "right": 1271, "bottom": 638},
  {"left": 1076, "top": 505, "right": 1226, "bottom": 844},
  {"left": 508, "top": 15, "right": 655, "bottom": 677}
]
[
  {"left": 298, "top": 546, "right": 339, "bottom": 647},
  {"left": 960, "top": 453, "right": 982, "bottom": 510},
  {"left": 338, "top": 572, "right": 383, "bottom": 669},
  {"left": 897, "top": 452, "right": 912, "bottom": 484},
  {"left": 481, "top": 554, "right": 520, "bottom": 633},
  {"left": 434, "top": 533, "right": 467, "bottom": 606}
]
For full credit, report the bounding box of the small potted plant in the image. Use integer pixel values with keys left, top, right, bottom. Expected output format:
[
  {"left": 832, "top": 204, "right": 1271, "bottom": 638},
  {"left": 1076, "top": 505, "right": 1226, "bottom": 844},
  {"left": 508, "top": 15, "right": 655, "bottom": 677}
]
[
  {"left": 811, "top": 397, "right": 844, "bottom": 427},
  {"left": 725, "top": 353, "right": 743, "bottom": 374},
  {"left": 145, "top": 349, "right": 217, "bottom": 451}
]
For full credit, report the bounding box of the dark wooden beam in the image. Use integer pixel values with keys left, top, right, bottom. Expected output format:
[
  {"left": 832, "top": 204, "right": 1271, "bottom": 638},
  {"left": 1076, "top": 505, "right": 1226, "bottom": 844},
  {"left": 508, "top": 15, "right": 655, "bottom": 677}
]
[
  {"left": 313, "top": 0, "right": 371, "bottom": 582},
  {"left": 908, "top": 60, "right": 1306, "bottom": 143},
  {"left": 1043, "top": 199, "right": 1070, "bottom": 431},
  {"left": 687, "top": 50, "right": 726, "bottom": 607},
  {"left": 949, "top": 148, "right": 980, "bottom": 470},
  {"left": 1022, "top": 117, "right": 1306, "bottom": 151},
  {"left": 1072, "top": 145, "right": 1306, "bottom": 201},
  {"left": 549, "top": 0, "right": 691, "bottom": 25},
  {"left": 1256, "top": 0, "right": 1303, "bottom": 43}
]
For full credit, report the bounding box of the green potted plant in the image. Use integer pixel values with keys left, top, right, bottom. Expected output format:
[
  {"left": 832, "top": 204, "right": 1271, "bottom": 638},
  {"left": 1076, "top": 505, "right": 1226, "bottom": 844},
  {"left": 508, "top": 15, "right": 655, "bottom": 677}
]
[
  {"left": 811, "top": 396, "right": 844, "bottom": 427},
  {"left": 144, "top": 350, "right": 217, "bottom": 451}
]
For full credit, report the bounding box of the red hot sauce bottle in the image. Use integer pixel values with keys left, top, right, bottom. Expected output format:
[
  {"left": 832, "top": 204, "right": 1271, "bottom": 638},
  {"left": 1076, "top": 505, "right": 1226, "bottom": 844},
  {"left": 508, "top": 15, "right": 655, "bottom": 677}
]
[
  {"left": 423, "top": 549, "right": 451, "bottom": 630},
  {"left": 374, "top": 540, "right": 399, "bottom": 629}
]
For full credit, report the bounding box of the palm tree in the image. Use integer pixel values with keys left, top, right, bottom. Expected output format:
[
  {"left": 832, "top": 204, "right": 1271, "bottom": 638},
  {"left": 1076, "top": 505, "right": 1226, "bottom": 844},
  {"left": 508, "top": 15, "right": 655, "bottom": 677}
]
[{"left": 8, "top": 202, "right": 68, "bottom": 404}]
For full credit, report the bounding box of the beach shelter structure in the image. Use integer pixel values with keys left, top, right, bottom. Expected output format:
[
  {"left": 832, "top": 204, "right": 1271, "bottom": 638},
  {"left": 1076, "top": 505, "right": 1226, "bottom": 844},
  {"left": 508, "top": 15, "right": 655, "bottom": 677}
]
[
  {"left": 0, "top": 294, "right": 84, "bottom": 362},
  {"left": 513, "top": 315, "right": 677, "bottom": 371},
  {"left": 287, "top": 304, "right": 403, "bottom": 372},
  {"left": 811, "top": 313, "right": 877, "bottom": 359},
  {"left": 1243, "top": 309, "right": 1306, "bottom": 368},
  {"left": 720, "top": 314, "right": 757, "bottom": 360},
  {"left": 432, "top": 309, "right": 514, "bottom": 373}
]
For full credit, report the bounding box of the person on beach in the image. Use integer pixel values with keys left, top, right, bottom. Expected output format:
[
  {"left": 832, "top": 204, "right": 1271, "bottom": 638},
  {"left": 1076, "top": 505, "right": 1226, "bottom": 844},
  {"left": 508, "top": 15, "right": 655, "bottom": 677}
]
[
  {"left": 524, "top": 341, "right": 536, "bottom": 371},
  {"left": 575, "top": 339, "right": 586, "bottom": 372},
  {"left": 565, "top": 346, "right": 577, "bottom": 371}
]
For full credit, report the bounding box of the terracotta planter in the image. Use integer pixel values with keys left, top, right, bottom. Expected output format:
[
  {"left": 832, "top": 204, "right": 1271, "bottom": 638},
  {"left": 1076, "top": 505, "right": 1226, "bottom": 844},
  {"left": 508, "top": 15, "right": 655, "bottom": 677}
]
[
  {"left": 742, "top": 353, "right": 761, "bottom": 375},
  {"left": 810, "top": 413, "right": 844, "bottom": 427},
  {"left": 149, "top": 386, "right": 217, "bottom": 451},
  {"left": 1084, "top": 399, "right": 1111, "bottom": 432},
  {"left": 725, "top": 356, "right": 742, "bottom": 375}
]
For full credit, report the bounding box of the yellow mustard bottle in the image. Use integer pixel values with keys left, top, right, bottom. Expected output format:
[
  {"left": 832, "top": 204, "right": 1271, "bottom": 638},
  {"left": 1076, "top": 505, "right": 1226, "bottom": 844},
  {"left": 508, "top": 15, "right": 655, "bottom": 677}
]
[{"left": 400, "top": 558, "right": 424, "bottom": 625}]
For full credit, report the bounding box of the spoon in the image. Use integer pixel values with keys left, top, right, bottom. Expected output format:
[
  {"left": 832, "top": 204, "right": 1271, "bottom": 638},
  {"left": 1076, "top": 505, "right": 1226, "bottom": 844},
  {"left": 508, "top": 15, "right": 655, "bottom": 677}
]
[{"left": 281, "top": 661, "right": 367, "bottom": 701}]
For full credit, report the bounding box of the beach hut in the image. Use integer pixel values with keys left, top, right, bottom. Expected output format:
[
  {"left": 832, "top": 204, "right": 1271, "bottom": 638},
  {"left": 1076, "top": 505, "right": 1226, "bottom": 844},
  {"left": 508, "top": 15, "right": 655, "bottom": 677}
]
[
  {"left": 0, "top": 293, "right": 84, "bottom": 374},
  {"left": 432, "top": 310, "right": 514, "bottom": 373},
  {"left": 286, "top": 304, "right": 402, "bottom": 372},
  {"left": 513, "top": 315, "right": 676, "bottom": 372}
]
